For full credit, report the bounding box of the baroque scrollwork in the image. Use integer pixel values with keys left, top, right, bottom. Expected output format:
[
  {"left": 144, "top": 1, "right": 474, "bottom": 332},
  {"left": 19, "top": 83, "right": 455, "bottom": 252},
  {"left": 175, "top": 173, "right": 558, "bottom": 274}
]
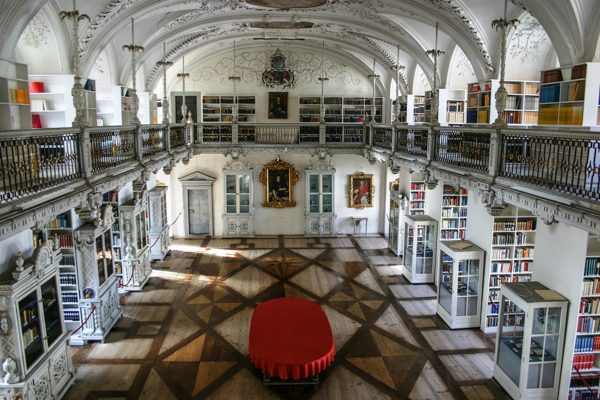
[{"left": 20, "top": 15, "right": 50, "bottom": 48}]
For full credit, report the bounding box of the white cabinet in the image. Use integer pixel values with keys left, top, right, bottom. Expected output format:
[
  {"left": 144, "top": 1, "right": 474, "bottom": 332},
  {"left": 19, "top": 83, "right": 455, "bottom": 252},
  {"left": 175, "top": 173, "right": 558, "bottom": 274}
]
[
  {"left": 222, "top": 161, "right": 255, "bottom": 237},
  {"left": 119, "top": 191, "right": 152, "bottom": 290},
  {"left": 388, "top": 189, "right": 406, "bottom": 256},
  {"left": 305, "top": 160, "right": 336, "bottom": 237},
  {"left": 148, "top": 185, "right": 171, "bottom": 260},
  {"left": 403, "top": 215, "right": 437, "bottom": 284},
  {"left": 0, "top": 246, "right": 75, "bottom": 400},
  {"left": 437, "top": 240, "right": 485, "bottom": 329},
  {"left": 493, "top": 282, "right": 568, "bottom": 400}
]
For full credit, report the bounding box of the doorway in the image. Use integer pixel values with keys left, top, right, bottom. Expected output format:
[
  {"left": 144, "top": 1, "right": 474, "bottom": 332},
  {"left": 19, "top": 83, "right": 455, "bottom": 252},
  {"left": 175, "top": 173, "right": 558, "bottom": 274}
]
[{"left": 188, "top": 189, "right": 210, "bottom": 235}]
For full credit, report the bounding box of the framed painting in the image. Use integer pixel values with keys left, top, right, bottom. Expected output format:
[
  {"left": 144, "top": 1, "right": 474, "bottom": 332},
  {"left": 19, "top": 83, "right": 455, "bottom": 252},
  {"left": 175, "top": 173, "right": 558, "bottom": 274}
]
[
  {"left": 260, "top": 158, "right": 298, "bottom": 208},
  {"left": 268, "top": 92, "right": 288, "bottom": 119},
  {"left": 348, "top": 172, "right": 375, "bottom": 209}
]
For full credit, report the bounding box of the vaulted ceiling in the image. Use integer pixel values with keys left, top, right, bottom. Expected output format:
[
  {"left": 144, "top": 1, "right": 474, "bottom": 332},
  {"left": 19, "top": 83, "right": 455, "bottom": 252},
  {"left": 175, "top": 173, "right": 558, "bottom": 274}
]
[{"left": 2, "top": 0, "right": 600, "bottom": 94}]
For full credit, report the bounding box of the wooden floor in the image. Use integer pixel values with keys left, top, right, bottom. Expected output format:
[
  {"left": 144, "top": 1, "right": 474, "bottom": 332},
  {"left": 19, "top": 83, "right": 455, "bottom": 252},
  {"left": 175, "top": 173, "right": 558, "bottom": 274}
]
[{"left": 64, "top": 236, "right": 512, "bottom": 400}]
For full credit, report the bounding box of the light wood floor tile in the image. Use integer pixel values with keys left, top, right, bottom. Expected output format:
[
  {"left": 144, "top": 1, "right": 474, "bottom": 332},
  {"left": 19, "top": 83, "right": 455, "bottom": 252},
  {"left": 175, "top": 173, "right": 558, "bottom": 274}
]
[
  {"left": 354, "top": 269, "right": 385, "bottom": 295},
  {"left": 137, "top": 324, "right": 161, "bottom": 335},
  {"left": 422, "top": 330, "right": 488, "bottom": 351},
  {"left": 356, "top": 237, "right": 388, "bottom": 250},
  {"left": 390, "top": 284, "right": 436, "bottom": 299},
  {"left": 318, "top": 238, "right": 354, "bottom": 247},
  {"left": 225, "top": 266, "right": 278, "bottom": 298},
  {"left": 292, "top": 249, "right": 327, "bottom": 260},
  {"left": 369, "top": 256, "right": 402, "bottom": 266},
  {"left": 63, "top": 364, "right": 140, "bottom": 399},
  {"left": 409, "top": 361, "right": 455, "bottom": 400},
  {"left": 413, "top": 318, "right": 436, "bottom": 329},
  {"left": 234, "top": 249, "right": 272, "bottom": 260},
  {"left": 193, "top": 361, "right": 237, "bottom": 395},
  {"left": 205, "top": 368, "right": 281, "bottom": 400},
  {"left": 86, "top": 333, "right": 153, "bottom": 360},
  {"left": 246, "top": 239, "right": 279, "bottom": 248},
  {"left": 322, "top": 305, "right": 362, "bottom": 350},
  {"left": 399, "top": 299, "right": 437, "bottom": 316},
  {"left": 160, "top": 309, "right": 202, "bottom": 354},
  {"left": 462, "top": 385, "right": 497, "bottom": 399},
  {"left": 310, "top": 366, "right": 392, "bottom": 400},
  {"left": 138, "top": 368, "right": 178, "bottom": 400},
  {"left": 375, "top": 304, "right": 420, "bottom": 348},
  {"left": 290, "top": 265, "right": 343, "bottom": 297},
  {"left": 127, "top": 288, "right": 178, "bottom": 304},
  {"left": 284, "top": 238, "right": 308, "bottom": 248},
  {"left": 185, "top": 272, "right": 213, "bottom": 298},
  {"left": 440, "top": 353, "right": 494, "bottom": 382},
  {"left": 328, "top": 248, "right": 363, "bottom": 262},
  {"left": 214, "top": 306, "right": 254, "bottom": 356}
]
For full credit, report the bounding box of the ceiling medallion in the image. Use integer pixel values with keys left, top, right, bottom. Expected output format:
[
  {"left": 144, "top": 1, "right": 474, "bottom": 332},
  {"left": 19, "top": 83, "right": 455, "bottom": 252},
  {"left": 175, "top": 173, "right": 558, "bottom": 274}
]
[
  {"left": 246, "top": 0, "right": 327, "bottom": 9},
  {"left": 262, "top": 49, "right": 295, "bottom": 89}
]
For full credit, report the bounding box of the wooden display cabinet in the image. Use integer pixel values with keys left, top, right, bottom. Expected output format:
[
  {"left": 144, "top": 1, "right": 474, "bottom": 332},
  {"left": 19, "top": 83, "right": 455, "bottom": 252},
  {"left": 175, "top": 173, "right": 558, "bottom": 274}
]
[
  {"left": 437, "top": 240, "right": 485, "bottom": 329},
  {"left": 119, "top": 191, "right": 152, "bottom": 291},
  {"left": 73, "top": 206, "right": 122, "bottom": 342},
  {"left": 0, "top": 245, "right": 75, "bottom": 399},
  {"left": 148, "top": 185, "right": 171, "bottom": 260},
  {"left": 493, "top": 282, "right": 568, "bottom": 400}
]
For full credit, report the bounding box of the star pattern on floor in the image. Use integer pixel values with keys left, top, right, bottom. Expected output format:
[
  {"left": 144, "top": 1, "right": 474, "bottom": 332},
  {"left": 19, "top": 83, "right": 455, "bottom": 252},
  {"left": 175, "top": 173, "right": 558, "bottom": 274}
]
[{"left": 63, "top": 237, "right": 511, "bottom": 400}]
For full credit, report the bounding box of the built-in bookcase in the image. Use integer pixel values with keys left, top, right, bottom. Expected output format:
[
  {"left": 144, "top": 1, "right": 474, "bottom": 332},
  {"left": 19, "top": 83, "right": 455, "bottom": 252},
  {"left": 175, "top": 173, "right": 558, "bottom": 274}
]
[
  {"left": 409, "top": 176, "right": 425, "bottom": 216},
  {"left": 424, "top": 89, "right": 466, "bottom": 125},
  {"left": 440, "top": 185, "right": 467, "bottom": 240},
  {"left": 202, "top": 95, "right": 256, "bottom": 122},
  {"left": 539, "top": 62, "right": 600, "bottom": 126},
  {"left": 102, "top": 190, "right": 122, "bottom": 286},
  {"left": 298, "top": 96, "right": 383, "bottom": 124},
  {"left": 96, "top": 85, "right": 133, "bottom": 126},
  {"left": 0, "top": 59, "right": 31, "bottom": 130},
  {"left": 483, "top": 207, "right": 537, "bottom": 333},
  {"left": 398, "top": 95, "right": 425, "bottom": 124}
]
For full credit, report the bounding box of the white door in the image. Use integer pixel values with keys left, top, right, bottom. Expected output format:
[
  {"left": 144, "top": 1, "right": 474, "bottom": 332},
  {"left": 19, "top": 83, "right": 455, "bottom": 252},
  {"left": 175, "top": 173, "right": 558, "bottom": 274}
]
[{"left": 188, "top": 189, "right": 210, "bottom": 235}]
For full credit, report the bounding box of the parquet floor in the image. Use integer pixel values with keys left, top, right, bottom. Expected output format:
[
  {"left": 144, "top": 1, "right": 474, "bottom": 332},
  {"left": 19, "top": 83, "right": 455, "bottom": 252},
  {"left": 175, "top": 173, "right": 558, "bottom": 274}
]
[{"left": 64, "top": 236, "right": 512, "bottom": 400}]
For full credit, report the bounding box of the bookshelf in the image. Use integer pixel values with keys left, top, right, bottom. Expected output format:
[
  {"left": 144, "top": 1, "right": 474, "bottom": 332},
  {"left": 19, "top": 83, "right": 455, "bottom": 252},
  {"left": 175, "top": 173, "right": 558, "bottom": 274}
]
[
  {"left": 538, "top": 63, "right": 600, "bottom": 126},
  {"left": 440, "top": 185, "right": 468, "bottom": 240},
  {"left": 409, "top": 175, "right": 425, "bottom": 216},
  {"left": 298, "top": 96, "right": 383, "bottom": 124},
  {"left": 96, "top": 85, "right": 133, "bottom": 126},
  {"left": 466, "top": 80, "right": 499, "bottom": 124},
  {"left": 483, "top": 207, "right": 537, "bottom": 333},
  {"left": 424, "top": 89, "right": 466, "bottom": 125},
  {"left": 202, "top": 95, "right": 256, "bottom": 123},
  {"left": 398, "top": 94, "right": 425, "bottom": 124},
  {"left": 29, "top": 74, "right": 96, "bottom": 128},
  {"left": 0, "top": 58, "right": 31, "bottom": 130},
  {"left": 102, "top": 190, "right": 122, "bottom": 285},
  {"left": 139, "top": 91, "right": 158, "bottom": 125}
]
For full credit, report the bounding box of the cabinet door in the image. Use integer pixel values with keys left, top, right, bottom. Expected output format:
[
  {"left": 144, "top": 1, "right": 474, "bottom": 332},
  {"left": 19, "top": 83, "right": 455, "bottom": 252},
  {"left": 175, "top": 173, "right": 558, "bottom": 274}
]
[
  {"left": 225, "top": 218, "right": 238, "bottom": 236},
  {"left": 320, "top": 217, "right": 334, "bottom": 236},
  {"left": 307, "top": 217, "right": 321, "bottom": 236},
  {"left": 238, "top": 217, "right": 253, "bottom": 236},
  {"left": 41, "top": 277, "right": 62, "bottom": 348},
  {"left": 19, "top": 289, "right": 43, "bottom": 370},
  {"left": 226, "top": 175, "right": 237, "bottom": 213}
]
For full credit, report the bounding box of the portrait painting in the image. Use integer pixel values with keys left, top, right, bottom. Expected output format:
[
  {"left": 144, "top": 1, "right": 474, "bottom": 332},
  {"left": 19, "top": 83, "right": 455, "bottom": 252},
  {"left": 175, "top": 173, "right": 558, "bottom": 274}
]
[
  {"left": 260, "top": 158, "right": 298, "bottom": 208},
  {"left": 348, "top": 173, "right": 375, "bottom": 209},
  {"left": 268, "top": 92, "right": 288, "bottom": 119},
  {"left": 83, "top": 288, "right": 95, "bottom": 299}
]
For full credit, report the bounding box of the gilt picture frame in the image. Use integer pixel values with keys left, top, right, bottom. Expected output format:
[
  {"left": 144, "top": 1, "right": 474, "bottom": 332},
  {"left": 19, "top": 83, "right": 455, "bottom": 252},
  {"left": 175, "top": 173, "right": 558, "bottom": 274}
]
[
  {"left": 348, "top": 172, "right": 375, "bottom": 209},
  {"left": 260, "top": 158, "right": 298, "bottom": 208}
]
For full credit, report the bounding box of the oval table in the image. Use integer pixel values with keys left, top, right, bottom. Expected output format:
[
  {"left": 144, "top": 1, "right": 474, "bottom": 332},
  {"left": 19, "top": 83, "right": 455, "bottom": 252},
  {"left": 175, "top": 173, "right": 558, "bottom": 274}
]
[{"left": 249, "top": 297, "right": 335, "bottom": 388}]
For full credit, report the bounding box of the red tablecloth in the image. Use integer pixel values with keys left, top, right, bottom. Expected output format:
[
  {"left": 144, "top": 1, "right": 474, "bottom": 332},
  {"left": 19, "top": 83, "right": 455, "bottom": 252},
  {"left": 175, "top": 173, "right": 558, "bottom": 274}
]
[{"left": 249, "top": 297, "right": 335, "bottom": 380}]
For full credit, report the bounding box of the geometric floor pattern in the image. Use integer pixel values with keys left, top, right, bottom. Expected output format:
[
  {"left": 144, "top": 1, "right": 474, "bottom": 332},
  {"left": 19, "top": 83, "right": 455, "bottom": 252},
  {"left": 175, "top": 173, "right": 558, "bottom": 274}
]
[{"left": 64, "top": 235, "right": 511, "bottom": 400}]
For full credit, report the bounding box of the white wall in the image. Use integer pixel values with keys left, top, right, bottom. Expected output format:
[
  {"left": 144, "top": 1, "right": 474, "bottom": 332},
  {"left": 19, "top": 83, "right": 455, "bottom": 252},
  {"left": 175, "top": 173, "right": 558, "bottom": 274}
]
[
  {"left": 162, "top": 153, "right": 388, "bottom": 237},
  {"left": 0, "top": 230, "right": 35, "bottom": 276}
]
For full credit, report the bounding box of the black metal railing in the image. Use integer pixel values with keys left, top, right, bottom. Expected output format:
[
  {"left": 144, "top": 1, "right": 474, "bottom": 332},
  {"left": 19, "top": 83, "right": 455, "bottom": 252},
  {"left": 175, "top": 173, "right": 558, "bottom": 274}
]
[
  {"left": 500, "top": 129, "right": 600, "bottom": 200},
  {"left": 434, "top": 128, "right": 491, "bottom": 173},
  {"left": 396, "top": 127, "right": 428, "bottom": 158},
  {"left": 0, "top": 129, "right": 81, "bottom": 203},
  {"left": 374, "top": 127, "right": 393, "bottom": 150},
  {"left": 169, "top": 124, "right": 186, "bottom": 148},
  {"left": 200, "top": 124, "right": 233, "bottom": 144},
  {"left": 141, "top": 126, "right": 166, "bottom": 156},
  {"left": 89, "top": 127, "right": 136, "bottom": 173}
]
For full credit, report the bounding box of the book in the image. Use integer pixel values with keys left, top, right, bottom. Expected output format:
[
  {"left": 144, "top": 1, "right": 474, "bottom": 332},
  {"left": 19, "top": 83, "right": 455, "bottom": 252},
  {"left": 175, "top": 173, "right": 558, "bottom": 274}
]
[
  {"left": 31, "top": 114, "right": 41, "bottom": 128},
  {"left": 28, "top": 81, "right": 44, "bottom": 93}
]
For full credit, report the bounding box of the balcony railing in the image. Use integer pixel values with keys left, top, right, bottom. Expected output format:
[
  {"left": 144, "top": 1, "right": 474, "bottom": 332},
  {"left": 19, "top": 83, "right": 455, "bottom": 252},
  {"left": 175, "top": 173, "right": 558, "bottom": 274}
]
[
  {"left": 89, "top": 126, "right": 137, "bottom": 173},
  {"left": 434, "top": 127, "right": 492, "bottom": 174},
  {"left": 169, "top": 124, "right": 187, "bottom": 148},
  {"left": 141, "top": 125, "right": 166, "bottom": 156},
  {"left": 373, "top": 126, "right": 393, "bottom": 150},
  {"left": 396, "top": 126, "right": 428, "bottom": 158}
]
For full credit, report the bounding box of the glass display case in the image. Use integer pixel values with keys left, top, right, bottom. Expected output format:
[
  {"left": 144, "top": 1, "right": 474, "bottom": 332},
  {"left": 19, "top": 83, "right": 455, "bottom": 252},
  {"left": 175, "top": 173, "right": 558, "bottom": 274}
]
[
  {"left": 222, "top": 160, "right": 255, "bottom": 237},
  {"left": 493, "top": 282, "right": 568, "bottom": 400},
  {"left": 0, "top": 245, "right": 75, "bottom": 399},
  {"left": 437, "top": 240, "right": 485, "bottom": 329},
  {"left": 403, "top": 215, "right": 437, "bottom": 283},
  {"left": 305, "top": 159, "right": 336, "bottom": 236},
  {"left": 148, "top": 185, "right": 171, "bottom": 260},
  {"left": 388, "top": 190, "right": 406, "bottom": 256}
]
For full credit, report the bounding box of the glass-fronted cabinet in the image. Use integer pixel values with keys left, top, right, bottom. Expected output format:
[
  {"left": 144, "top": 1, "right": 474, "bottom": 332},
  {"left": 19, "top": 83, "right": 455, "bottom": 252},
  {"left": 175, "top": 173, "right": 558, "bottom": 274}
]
[
  {"left": 74, "top": 205, "right": 123, "bottom": 342},
  {"left": 223, "top": 160, "right": 255, "bottom": 237},
  {"left": 305, "top": 159, "right": 336, "bottom": 236},
  {"left": 0, "top": 245, "right": 75, "bottom": 399},
  {"left": 437, "top": 240, "right": 485, "bottom": 329},
  {"left": 148, "top": 185, "right": 171, "bottom": 260},
  {"left": 403, "top": 215, "right": 437, "bottom": 283},
  {"left": 388, "top": 189, "right": 406, "bottom": 256},
  {"left": 493, "top": 282, "right": 568, "bottom": 400}
]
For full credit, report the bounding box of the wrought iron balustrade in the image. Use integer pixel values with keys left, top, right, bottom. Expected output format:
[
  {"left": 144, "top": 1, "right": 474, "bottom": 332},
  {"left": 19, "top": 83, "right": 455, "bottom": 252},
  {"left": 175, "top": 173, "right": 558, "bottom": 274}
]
[
  {"left": 434, "top": 128, "right": 491, "bottom": 174},
  {"left": 199, "top": 124, "right": 233, "bottom": 144},
  {"left": 89, "top": 126, "right": 137, "bottom": 173},
  {"left": 499, "top": 129, "right": 600, "bottom": 200},
  {"left": 373, "top": 126, "right": 393, "bottom": 150},
  {"left": 0, "top": 128, "right": 81, "bottom": 204},
  {"left": 141, "top": 125, "right": 166, "bottom": 156},
  {"left": 395, "top": 127, "right": 429, "bottom": 158},
  {"left": 169, "top": 124, "right": 187, "bottom": 148}
]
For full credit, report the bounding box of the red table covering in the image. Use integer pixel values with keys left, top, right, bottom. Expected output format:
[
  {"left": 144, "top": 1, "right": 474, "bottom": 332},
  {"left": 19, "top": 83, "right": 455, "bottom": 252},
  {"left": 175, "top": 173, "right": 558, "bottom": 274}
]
[{"left": 249, "top": 297, "right": 336, "bottom": 380}]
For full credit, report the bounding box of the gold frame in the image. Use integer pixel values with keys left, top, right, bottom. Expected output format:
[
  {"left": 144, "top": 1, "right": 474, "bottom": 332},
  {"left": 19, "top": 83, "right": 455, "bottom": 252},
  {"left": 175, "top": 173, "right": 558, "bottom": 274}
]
[
  {"left": 348, "top": 172, "right": 375, "bottom": 209},
  {"left": 260, "top": 158, "right": 298, "bottom": 208}
]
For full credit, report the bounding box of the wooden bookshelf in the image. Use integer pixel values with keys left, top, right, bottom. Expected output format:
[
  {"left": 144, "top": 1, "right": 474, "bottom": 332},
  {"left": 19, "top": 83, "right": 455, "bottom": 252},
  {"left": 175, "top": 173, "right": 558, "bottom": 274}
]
[
  {"left": 440, "top": 185, "right": 468, "bottom": 240},
  {"left": 202, "top": 95, "right": 255, "bottom": 123},
  {"left": 538, "top": 63, "right": 600, "bottom": 126}
]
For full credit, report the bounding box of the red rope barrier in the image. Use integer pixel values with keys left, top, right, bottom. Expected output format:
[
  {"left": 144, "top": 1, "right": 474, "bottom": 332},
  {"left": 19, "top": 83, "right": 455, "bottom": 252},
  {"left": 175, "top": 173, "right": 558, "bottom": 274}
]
[
  {"left": 119, "top": 265, "right": 136, "bottom": 288},
  {"left": 149, "top": 212, "right": 181, "bottom": 249},
  {"left": 71, "top": 306, "right": 96, "bottom": 335},
  {"left": 573, "top": 364, "right": 600, "bottom": 400}
]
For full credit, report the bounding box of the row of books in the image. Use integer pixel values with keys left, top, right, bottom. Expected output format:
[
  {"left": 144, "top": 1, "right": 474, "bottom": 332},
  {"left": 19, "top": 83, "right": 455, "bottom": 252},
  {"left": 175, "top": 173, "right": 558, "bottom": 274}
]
[
  {"left": 539, "top": 105, "right": 584, "bottom": 125},
  {"left": 47, "top": 214, "right": 69, "bottom": 228},
  {"left": 563, "top": 81, "right": 586, "bottom": 101},
  {"left": 61, "top": 292, "right": 78, "bottom": 304},
  {"left": 446, "top": 112, "right": 465, "bottom": 123},
  {"left": 542, "top": 70, "right": 563, "bottom": 83},
  {"left": 30, "top": 99, "right": 52, "bottom": 111},
  {"left": 489, "top": 274, "right": 531, "bottom": 287},
  {"left": 582, "top": 279, "right": 600, "bottom": 296},
  {"left": 494, "top": 220, "right": 535, "bottom": 231},
  {"left": 21, "top": 307, "right": 37, "bottom": 325},
  {"left": 343, "top": 98, "right": 382, "bottom": 105},
  {"left": 8, "top": 89, "right": 28, "bottom": 104},
  {"left": 493, "top": 234, "right": 516, "bottom": 245},
  {"left": 540, "top": 85, "right": 561, "bottom": 103},
  {"left": 447, "top": 102, "right": 464, "bottom": 112},
  {"left": 203, "top": 96, "right": 255, "bottom": 104},
  {"left": 441, "top": 209, "right": 468, "bottom": 218},
  {"left": 113, "top": 237, "right": 121, "bottom": 247},
  {"left": 514, "top": 247, "right": 534, "bottom": 259},
  {"left": 325, "top": 109, "right": 342, "bottom": 115},
  {"left": 23, "top": 325, "right": 40, "bottom": 348},
  {"left": 572, "top": 354, "right": 596, "bottom": 371},
  {"left": 410, "top": 201, "right": 425, "bottom": 209},
  {"left": 578, "top": 316, "right": 600, "bottom": 333},
  {"left": 466, "top": 110, "right": 490, "bottom": 123},
  {"left": 572, "top": 65, "right": 588, "bottom": 80},
  {"left": 575, "top": 336, "right": 600, "bottom": 353},
  {"left": 59, "top": 273, "right": 77, "bottom": 286},
  {"left": 54, "top": 234, "right": 73, "bottom": 248},
  {"left": 440, "top": 230, "right": 465, "bottom": 240},
  {"left": 60, "top": 255, "right": 75, "bottom": 266},
  {"left": 491, "top": 261, "right": 532, "bottom": 273},
  {"left": 411, "top": 183, "right": 425, "bottom": 191},
  {"left": 103, "top": 191, "right": 119, "bottom": 203},
  {"left": 584, "top": 258, "right": 600, "bottom": 277},
  {"left": 506, "top": 96, "right": 523, "bottom": 110},
  {"left": 580, "top": 298, "right": 600, "bottom": 315},
  {"left": 520, "top": 111, "right": 539, "bottom": 124},
  {"left": 411, "top": 192, "right": 425, "bottom": 200},
  {"left": 442, "top": 187, "right": 468, "bottom": 196},
  {"left": 440, "top": 220, "right": 466, "bottom": 229},
  {"left": 442, "top": 197, "right": 467, "bottom": 206},
  {"left": 63, "top": 310, "right": 80, "bottom": 322},
  {"left": 469, "top": 83, "right": 492, "bottom": 93}
]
